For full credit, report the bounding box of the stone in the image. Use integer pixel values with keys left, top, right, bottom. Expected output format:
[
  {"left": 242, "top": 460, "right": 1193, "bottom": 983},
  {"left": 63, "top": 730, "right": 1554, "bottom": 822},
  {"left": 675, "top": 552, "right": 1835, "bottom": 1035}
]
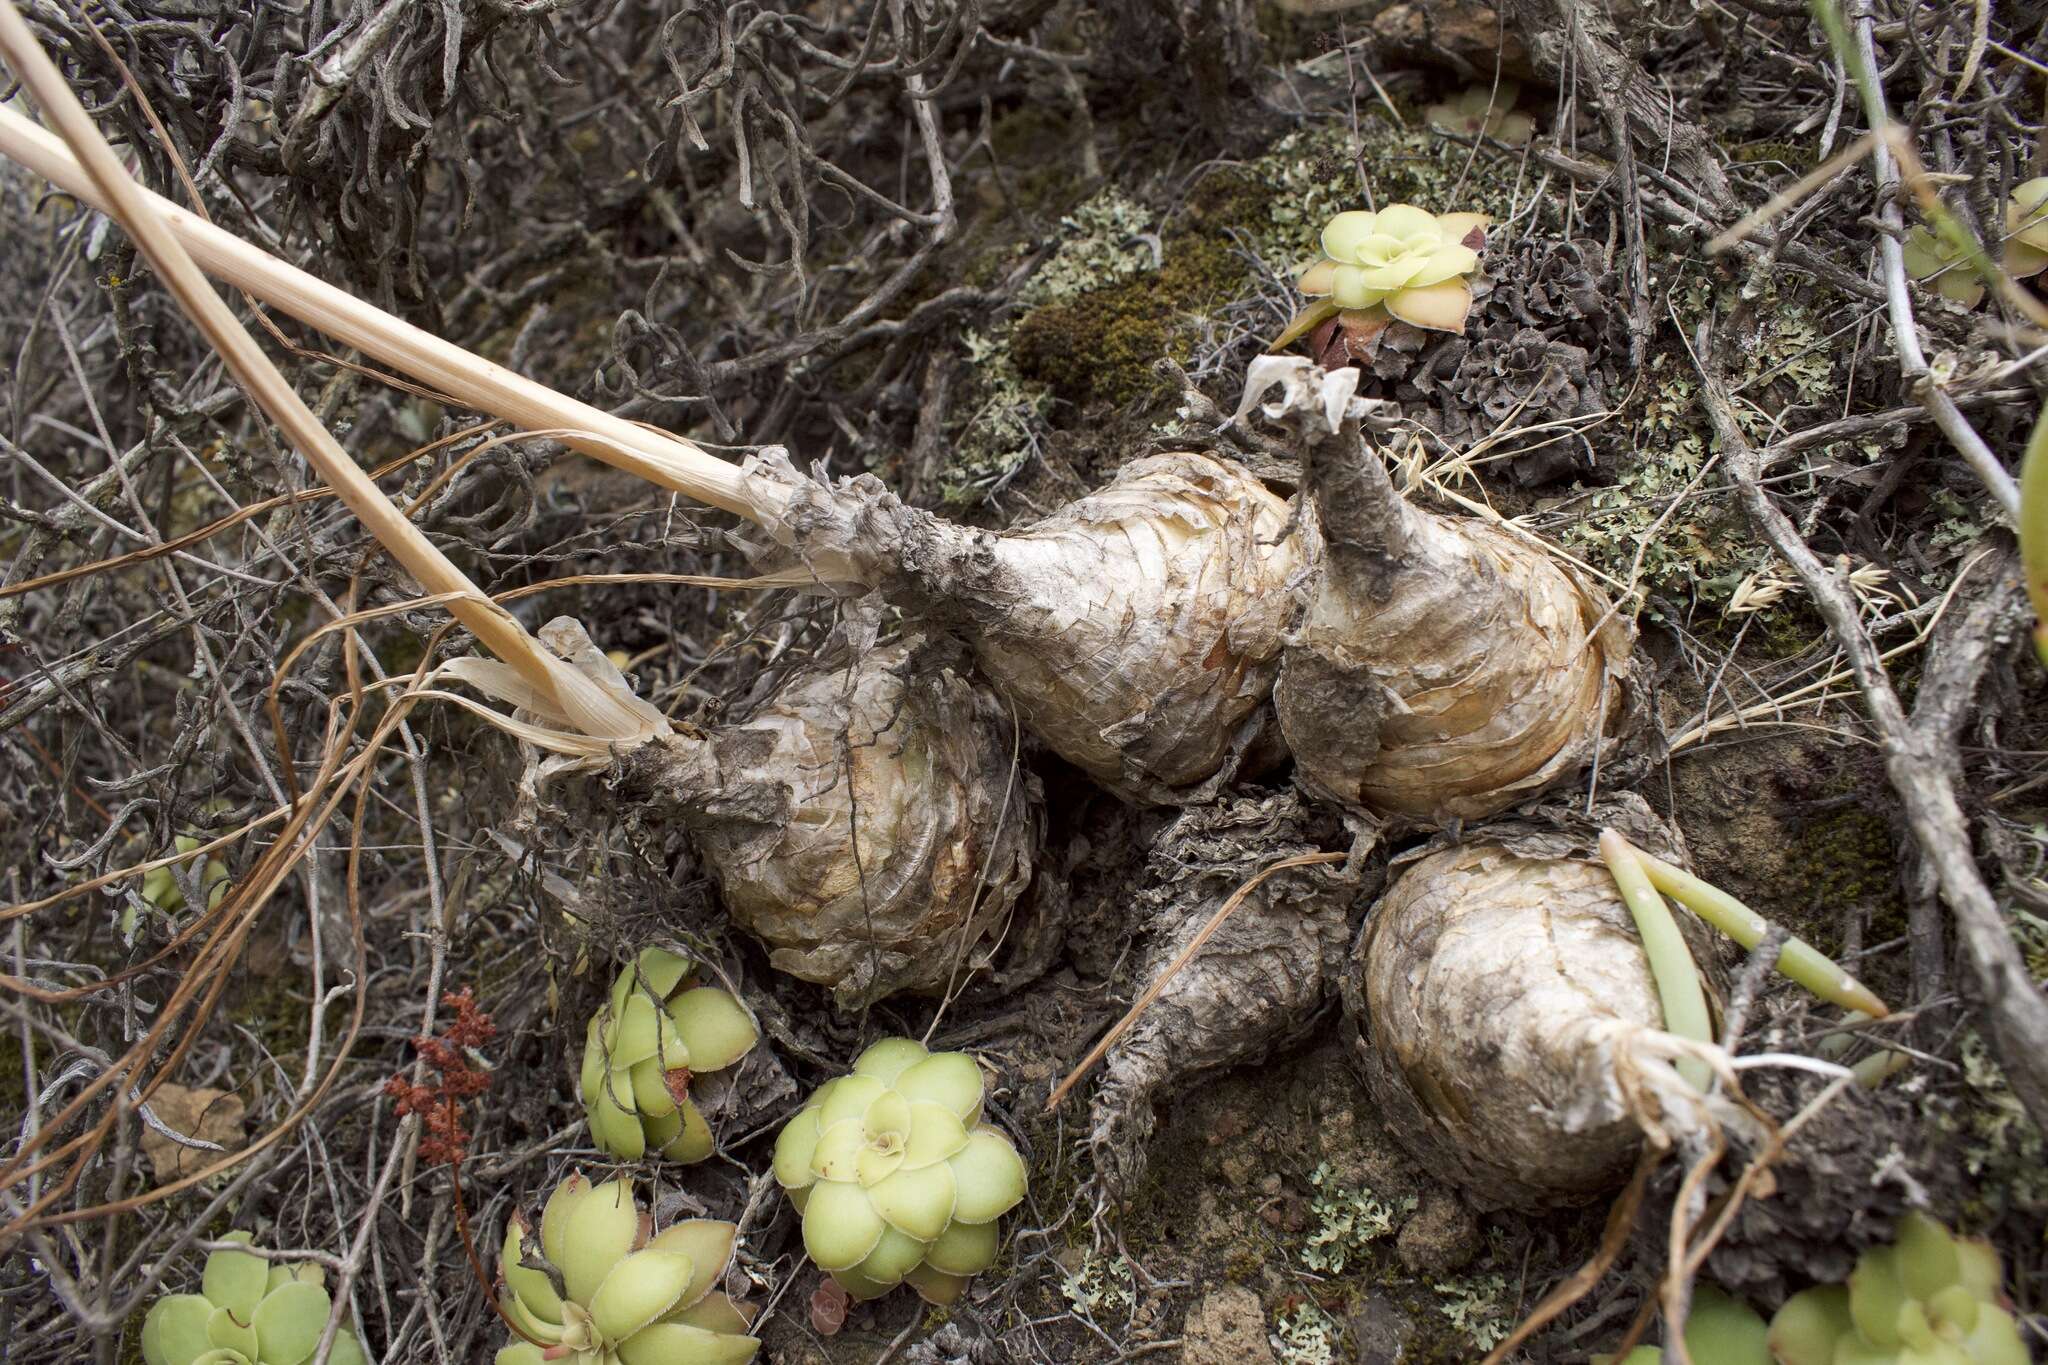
[
  {"left": 1395, "top": 1187, "right": 1483, "bottom": 1276},
  {"left": 1180, "top": 1286, "right": 1276, "bottom": 1365}
]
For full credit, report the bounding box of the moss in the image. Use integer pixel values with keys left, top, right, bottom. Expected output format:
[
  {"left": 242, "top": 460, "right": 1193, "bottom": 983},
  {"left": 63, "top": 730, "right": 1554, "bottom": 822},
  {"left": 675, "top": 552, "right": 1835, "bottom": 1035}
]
[
  {"left": 1791, "top": 805, "right": 1907, "bottom": 949},
  {"left": 939, "top": 118, "right": 1541, "bottom": 503},
  {"left": 226, "top": 973, "right": 315, "bottom": 1069},
  {"left": 1011, "top": 227, "right": 1254, "bottom": 407}
]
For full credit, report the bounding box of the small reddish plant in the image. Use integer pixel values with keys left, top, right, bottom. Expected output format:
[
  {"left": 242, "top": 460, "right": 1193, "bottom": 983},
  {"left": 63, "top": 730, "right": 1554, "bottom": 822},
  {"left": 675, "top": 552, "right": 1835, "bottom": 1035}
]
[{"left": 385, "top": 986, "right": 496, "bottom": 1166}]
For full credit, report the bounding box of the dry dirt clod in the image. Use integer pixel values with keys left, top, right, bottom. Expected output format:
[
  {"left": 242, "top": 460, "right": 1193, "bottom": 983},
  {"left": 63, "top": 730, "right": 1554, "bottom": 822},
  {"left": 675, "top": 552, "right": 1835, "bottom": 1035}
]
[
  {"left": 1394, "top": 1187, "right": 1482, "bottom": 1275},
  {"left": 1179, "top": 1286, "right": 1278, "bottom": 1365}
]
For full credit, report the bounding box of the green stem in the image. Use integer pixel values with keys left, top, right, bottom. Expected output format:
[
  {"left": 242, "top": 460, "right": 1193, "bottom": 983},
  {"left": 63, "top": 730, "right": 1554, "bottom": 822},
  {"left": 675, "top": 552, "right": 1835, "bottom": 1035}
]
[
  {"left": 1630, "top": 848, "right": 1890, "bottom": 1018},
  {"left": 2021, "top": 400, "right": 2048, "bottom": 669},
  {"left": 1599, "top": 831, "right": 1714, "bottom": 1090}
]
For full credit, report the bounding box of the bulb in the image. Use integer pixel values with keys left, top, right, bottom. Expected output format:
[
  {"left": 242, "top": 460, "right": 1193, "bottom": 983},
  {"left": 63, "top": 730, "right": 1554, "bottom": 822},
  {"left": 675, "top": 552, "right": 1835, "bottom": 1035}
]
[{"left": 625, "top": 641, "right": 1043, "bottom": 1006}]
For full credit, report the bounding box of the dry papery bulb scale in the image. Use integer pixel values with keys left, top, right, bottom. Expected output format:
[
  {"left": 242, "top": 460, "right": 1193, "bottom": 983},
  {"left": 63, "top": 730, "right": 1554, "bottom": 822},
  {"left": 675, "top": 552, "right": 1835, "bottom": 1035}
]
[{"left": 485, "top": 626, "right": 1043, "bottom": 1008}]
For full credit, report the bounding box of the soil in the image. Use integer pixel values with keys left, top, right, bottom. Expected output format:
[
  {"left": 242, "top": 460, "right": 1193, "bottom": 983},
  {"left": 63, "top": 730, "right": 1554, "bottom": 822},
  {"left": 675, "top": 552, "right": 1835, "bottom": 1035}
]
[{"left": 3, "top": 0, "right": 2045, "bottom": 1362}]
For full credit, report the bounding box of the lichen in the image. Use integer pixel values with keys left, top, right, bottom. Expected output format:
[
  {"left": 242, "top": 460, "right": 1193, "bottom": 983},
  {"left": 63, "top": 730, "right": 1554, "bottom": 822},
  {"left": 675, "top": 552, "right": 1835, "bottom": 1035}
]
[
  {"left": 1274, "top": 1299, "right": 1341, "bottom": 1365},
  {"left": 1558, "top": 272, "right": 1869, "bottom": 620},
  {"left": 1943, "top": 1032, "right": 2048, "bottom": 1224},
  {"left": 940, "top": 118, "right": 1542, "bottom": 505},
  {"left": 1299, "top": 1162, "right": 1414, "bottom": 1274}
]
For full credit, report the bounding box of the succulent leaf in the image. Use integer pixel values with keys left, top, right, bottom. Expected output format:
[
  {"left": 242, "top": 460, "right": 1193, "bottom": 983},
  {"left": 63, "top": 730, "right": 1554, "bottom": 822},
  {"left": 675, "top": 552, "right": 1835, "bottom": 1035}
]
[
  {"left": 588, "top": 1249, "right": 695, "bottom": 1343},
  {"left": 802, "top": 1178, "right": 888, "bottom": 1271},
  {"left": 1770, "top": 1285, "right": 1854, "bottom": 1365},
  {"left": 947, "top": 1128, "right": 1027, "bottom": 1224},
  {"left": 663, "top": 1097, "right": 716, "bottom": 1161},
  {"left": 667, "top": 988, "right": 759, "bottom": 1070},
  {"left": 500, "top": 1214, "right": 565, "bottom": 1324},
  {"left": 817, "top": 1074, "right": 888, "bottom": 1129},
  {"left": 616, "top": 1321, "right": 762, "bottom": 1365},
  {"left": 205, "top": 1306, "right": 259, "bottom": 1358},
  {"left": 1898, "top": 1213, "right": 1965, "bottom": 1300},
  {"left": 892, "top": 1054, "right": 982, "bottom": 1119},
  {"left": 541, "top": 1172, "right": 593, "bottom": 1267},
  {"left": 143, "top": 1294, "right": 215, "bottom": 1365},
  {"left": 903, "top": 1263, "right": 969, "bottom": 1307},
  {"left": 854, "top": 1225, "right": 931, "bottom": 1288},
  {"left": 866, "top": 1162, "right": 958, "bottom": 1241},
  {"left": 925, "top": 1219, "right": 1000, "bottom": 1277},
  {"left": 249, "top": 1280, "right": 330, "bottom": 1365},
  {"left": 1959, "top": 1306, "right": 2029, "bottom": 1365},
  {"left": 561, "top": 1181, "right": 641, "bottom": 1304},
  {"left": 201, "top": 1235, "right": 269, "bottom": 1322},
  {"left": 852, "top": 1039, "right": 927, "bottom": 1084},
  {"left": 630, "top": 947, "right": 694, "bottom": 1001},
  {"left": 645, "top": 1221, "right": 737, "bottom": 1310},
  {"left": 673, "top": 1294, "right": 758, "bottom": 1335}
]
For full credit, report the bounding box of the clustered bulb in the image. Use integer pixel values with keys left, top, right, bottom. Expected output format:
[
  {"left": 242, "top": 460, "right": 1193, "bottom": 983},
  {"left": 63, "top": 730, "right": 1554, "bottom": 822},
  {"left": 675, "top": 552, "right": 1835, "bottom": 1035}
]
[
  {"left": 1902, "top": 225, "right": 1985, "bottom": 308},
  {"left": 1295, "top": 205, "right": 1489, "bottom": 333},
  {"left": 1424, "top": 82, "right": 1535, "bottom": 146},
  {"left": 142, "top": 1233, "right": 367, "bottom": 1365},
  {"left": 771, "top": 1038, "right": 1028, "bottom": 1306},
  {"left": 1768, "top": 1213, "right": 2028, "bottom": 1365},
  {"left": 2003, "top": 177, "right": 2048, "bottom": 280},
  {"left": 496, "top": 1173, "right": 760, "bottom": 1365},
  {"left": 581, "top": 948, "right": 760, "bottom": 1162},
  {"left": 1345, "top": 831, "right": 1709, "bottom": 1209}
]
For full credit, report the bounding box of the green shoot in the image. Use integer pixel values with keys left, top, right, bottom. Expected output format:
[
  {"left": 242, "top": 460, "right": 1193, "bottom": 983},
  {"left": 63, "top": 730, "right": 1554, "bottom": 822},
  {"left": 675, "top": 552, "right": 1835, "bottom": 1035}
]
[
  {"left": 1598, "top": 831, "right": 1714, "bottom": 1089},
  {"left": 2021, "top": 401, "right": 2048, "bottom": 669},
  {"left": 1629, "top": 848, "right": 1890, "bottom": 1018}
]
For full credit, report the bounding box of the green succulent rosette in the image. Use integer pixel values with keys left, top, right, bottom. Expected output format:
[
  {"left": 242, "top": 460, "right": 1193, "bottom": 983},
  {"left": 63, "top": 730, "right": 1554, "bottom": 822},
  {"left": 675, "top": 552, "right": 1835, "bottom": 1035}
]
[
  {"left": 2005, "top": 177, "right": 2048, "bottom": 281},
  {"left": 581, "top": 948, "right": 760, "bottom": 1162},
  {"left": 1902, "top": 227, "right": 1984, "bottom": 308},
  {"left": 141, "top": 1232, "right": 368, "bottom": 1365},
  {"left": 1424, "top": 82, "right": 1535, "bottom": 146},
  {"left": 495, "top": 1172, "right": 760, "bottom": 1365},
  {"left": 771, "top": 1037, "right": 1027, "bottom": 1305},
  {"left": 1769, "top": 1213, "right": 2029, "bottom": 1365}
]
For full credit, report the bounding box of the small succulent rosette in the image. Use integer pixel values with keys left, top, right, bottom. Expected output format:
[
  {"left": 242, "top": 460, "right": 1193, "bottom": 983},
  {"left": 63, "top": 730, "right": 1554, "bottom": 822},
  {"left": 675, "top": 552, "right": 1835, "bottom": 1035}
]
[
  {"left": 1424, "top": 82, "right": 1534, "bottom": 146},
  {"left": 1602, "top": 1286, "right": 1768, "bottom": 1364},
  {"left": 1903, "top": 225, "right": 1987, "bottom": 309},
  {"left": 771, "top": 1038, "right": 1027, "bottom": 1305},
  {"left": 496, "top": 1173, "right": 760, "bottom": 1365},
  {"left": 2004, "top": 176, "right": 2048, "bottom": 281},
  {"left": 1273, "top": 205, "right": 1489, "bottom": 367},
  {"left": 1768, "top": 1213, "right": 2028, "bottom": 1365},
  {"left": 141, "top": 1232, "right": 368, "bottom": 1365},
  {"left": 581, "top": 948, "right": 760, "bottom": 1162}
]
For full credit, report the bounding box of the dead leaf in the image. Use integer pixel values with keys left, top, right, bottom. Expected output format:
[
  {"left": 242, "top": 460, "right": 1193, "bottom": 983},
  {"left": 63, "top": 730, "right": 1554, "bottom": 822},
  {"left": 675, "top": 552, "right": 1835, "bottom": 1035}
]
[{"left": 140, "top": 1083, "right": 245, "bottom": 1181}]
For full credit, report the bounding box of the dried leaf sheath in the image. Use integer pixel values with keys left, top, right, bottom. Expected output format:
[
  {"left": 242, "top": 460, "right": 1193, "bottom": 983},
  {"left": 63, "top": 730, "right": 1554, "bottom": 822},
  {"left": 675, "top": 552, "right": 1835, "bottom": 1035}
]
[
  {"left": 624, "top": 643, "right": 1041, "bottom": 1007},
  {"left": 752, "top": 451, "right": 1305, "bottom": 804}
]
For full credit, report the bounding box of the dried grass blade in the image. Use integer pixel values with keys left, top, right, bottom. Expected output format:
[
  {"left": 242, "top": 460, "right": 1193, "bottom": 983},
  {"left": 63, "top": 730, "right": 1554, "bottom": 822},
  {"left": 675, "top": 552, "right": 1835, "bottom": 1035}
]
[
  {"left": 0, "top": 103, "right": 784, "bottom": 530},
  {"left": 0, "top": 14, "right": 651, "bottom": 741}
]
